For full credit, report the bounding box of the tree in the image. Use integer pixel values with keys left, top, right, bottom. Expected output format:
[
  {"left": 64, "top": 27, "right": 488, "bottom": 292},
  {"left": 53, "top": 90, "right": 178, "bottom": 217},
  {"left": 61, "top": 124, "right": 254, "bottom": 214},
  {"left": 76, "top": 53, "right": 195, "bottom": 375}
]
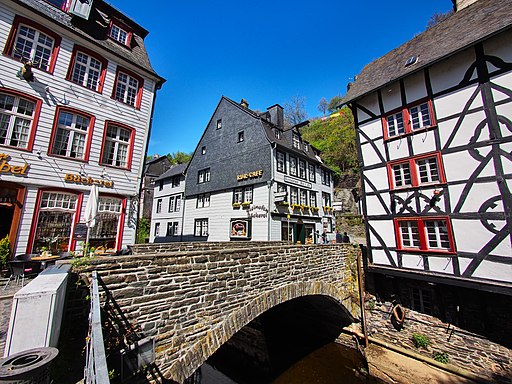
[
  {"left": 284, "top": 96, "right": 308, "bottom": 126},
  {"left": 426, "top": 10, "right": 453, "bottom": 29},
  {"left": 167, "top": 151, "right": 192, "bottom": 165},
  {"left": 328, "top": 95, "right": 343, "bottom": 113},
  {"left": 317, "top": 98, "right": 329, "bottom": 116}
]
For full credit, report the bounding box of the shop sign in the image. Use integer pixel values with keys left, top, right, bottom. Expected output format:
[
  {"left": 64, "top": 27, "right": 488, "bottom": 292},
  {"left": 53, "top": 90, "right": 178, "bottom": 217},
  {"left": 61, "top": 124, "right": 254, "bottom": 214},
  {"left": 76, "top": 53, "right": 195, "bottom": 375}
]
[
  {"left": 274, "top": 191, "right": 287, "bottom": 202},
  {"left": 237, "top": 169, "right": 263, "bottom": 181},
  {"left": 247, "top": 204, "right": 268, "bottom": 218},
  {"left": 74, "top": 223, "right": 88, "bottom": 240},
  {"left": 0, "top": 153, "right": 29, "bottom": 176},
  {"left": 231, "top": 219, "right": 250, "bottom": 238},
  {"left": 64, "top": 173, "right": 114, "bottom": 188},
  {"left": 284, "top": 175, "right": 311, "bottom": 189}
]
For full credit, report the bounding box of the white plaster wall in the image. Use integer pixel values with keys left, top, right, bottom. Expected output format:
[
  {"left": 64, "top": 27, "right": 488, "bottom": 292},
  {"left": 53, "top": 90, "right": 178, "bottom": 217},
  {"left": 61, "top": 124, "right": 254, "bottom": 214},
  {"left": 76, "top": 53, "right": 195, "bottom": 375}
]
[
  {"left": 381, "top": 83, "right": 402, "bottom": 113},
  {"left": 429, "top": 48, "right": 477, "bottom": 94},
  {"left": 448, "top": 181, "right": 502, "bottom": 213},
  {"left": 360, "top": 139, "right": 386, "bottom": 167},
  {"left": 371, "top": 249, "right": 397, "bottom": 267},
  {"left": 365, "top": 195, "right": 390, "bottom": 216},
  {"left": 358, "top": 120, "right": 383, "bottom": 144},
  {"left": 484, "top": 29, "right": 512, "bottom": 73},
  {"left": 491, "top": 72, "right": 512, "bottom": 102},
  {"left": 428, "top": 256, "right": 454, "bottom": 275},
  {"left": 386, "top": 137, "right": 410, "bottom": 161},
  {"left": 434, "top": 85, "right": 483, "bottom": 121},
  {"left": 452, "top": 218, "right": 510, "bottom": 257},
  {"left": 367, "top": 220, "right": 395, "bottom": 248},
  {"left": 404, "top": 71, "right": 427, "bottom": 104},
  {"left": 363, "top": 167, "right": 388, "bottom": 192},
  {"left": 437, "top": 109, "right": 488, "bottom": 148},
  {"left": 410, "top": 130, "right": 437, "bottom": 155},
  {"left": 496, "top": 104, "right": 512, "bottom": 140},
  {"left": 402, "top": 254, "right": 427, "bottom": 271},
  {"left": 357, "top": 93, "right": 380, "bottom": 121},
  {"left": 443, "top": 150, "right": 495, "bottom": 184},
  {"left": 473, "top": 260, "right": 512, "bottom": 283}
]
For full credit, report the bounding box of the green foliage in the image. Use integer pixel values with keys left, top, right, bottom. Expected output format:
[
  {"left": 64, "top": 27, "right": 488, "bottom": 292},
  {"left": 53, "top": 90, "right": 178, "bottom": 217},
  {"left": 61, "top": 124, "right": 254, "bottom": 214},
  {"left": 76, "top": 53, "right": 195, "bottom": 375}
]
[
  {"left": 0, "top": 236, "right": 11, "bottom": 270},
  {"left": 167, "top": 151, "right": 191, "bottom": 165},
  {"left": 327, "top": 95, "right": 343, "bottom": 113},
  {"left": 300, "top": 107, "right": 358, "bottom": 175},
  {"left": 412, "top": 333, "right": 430, "bottom": 349},
  {"left": 433, "top": 351, "right": 449, "bottom": 364},
  {"left": 136, "top": 217, "right": 150, "bottom": 244}
]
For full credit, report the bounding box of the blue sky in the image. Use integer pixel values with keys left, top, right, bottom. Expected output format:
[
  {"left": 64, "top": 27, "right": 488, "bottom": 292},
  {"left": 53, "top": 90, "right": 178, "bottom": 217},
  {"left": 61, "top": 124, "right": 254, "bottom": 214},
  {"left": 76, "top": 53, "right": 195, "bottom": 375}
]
[{"left": 109, "top": 1, "right": 453, "bottom": 157}]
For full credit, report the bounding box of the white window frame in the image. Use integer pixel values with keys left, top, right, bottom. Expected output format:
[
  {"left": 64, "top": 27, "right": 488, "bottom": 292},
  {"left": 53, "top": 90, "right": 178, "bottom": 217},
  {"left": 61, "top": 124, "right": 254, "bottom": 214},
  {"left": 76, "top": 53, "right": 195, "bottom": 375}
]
[
  {"left": 13, "top": 24, "right": 55, "bottom": 71},
  {"left": 114, "top": 71, "right": 139, "bottom": 106},
  {"left": 109, "top": 24, "right": 129, "bottom": 45},
  {"left": 51, "top": 110, "right": 90, "bottom": 159},
  {"left": 194, "top": 218, "right": 208, "bottom": 237},
  {"left": 392, "top": 162, "right": 412, "bottom": 188},
  {"left": 101, "top": 124, "right": 131, "bottom": 168},
  {"left": 71, "top": 51, "right": 102, "bottom": 91},
  {"left": 197, "top": 193, "right": 210, "bottom": 208},
  {"left": 0, "top": 93, "right": 36, "bottom": 149},
  {"left": 198, "top": 168, "right": 210, "bottom": 184}
]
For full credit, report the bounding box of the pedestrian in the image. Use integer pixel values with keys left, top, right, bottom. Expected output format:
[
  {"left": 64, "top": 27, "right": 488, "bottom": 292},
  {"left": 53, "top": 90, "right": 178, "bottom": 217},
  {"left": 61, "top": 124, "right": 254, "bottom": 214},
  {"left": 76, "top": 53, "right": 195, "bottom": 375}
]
[
  {"left": 336, "top": 230, "right": 342, "bottom": 243},
  {"left": 321, "top": 230, "right": 327, "bottom": 244},
  {"left": 342, "top": 231, "right": 350, "bottom": 243}
]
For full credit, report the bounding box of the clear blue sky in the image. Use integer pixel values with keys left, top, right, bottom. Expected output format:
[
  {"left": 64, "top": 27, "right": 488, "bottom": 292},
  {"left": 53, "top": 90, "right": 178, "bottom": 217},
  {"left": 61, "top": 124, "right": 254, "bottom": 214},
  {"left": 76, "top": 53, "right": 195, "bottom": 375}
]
[{"left": 109, "top": 0, "right": 453, "bottom": 157}]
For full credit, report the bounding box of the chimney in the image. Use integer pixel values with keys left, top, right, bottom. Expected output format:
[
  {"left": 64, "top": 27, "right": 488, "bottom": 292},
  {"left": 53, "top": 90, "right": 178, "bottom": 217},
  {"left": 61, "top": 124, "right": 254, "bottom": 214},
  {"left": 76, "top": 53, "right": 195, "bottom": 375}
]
[
  {"left": 452, "top": 0, "right": 479, "bottom": 11},
  {"left": 240, "top": 98, "right": 249, "bottom": 109},
  {"left": 266, "top": 104, "right": 284, "bottom": 128}
]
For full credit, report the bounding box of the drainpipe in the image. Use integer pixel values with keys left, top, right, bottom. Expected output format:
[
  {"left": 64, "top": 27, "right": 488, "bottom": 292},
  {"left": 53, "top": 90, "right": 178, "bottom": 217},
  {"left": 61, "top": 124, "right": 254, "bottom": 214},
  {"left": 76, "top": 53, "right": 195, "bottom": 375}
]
[
  {"left": 357, "top": 251, "right": 369, "bottom": 347},
  {"left": 268, "top": 143, "right": 276, "bottom": 240}
]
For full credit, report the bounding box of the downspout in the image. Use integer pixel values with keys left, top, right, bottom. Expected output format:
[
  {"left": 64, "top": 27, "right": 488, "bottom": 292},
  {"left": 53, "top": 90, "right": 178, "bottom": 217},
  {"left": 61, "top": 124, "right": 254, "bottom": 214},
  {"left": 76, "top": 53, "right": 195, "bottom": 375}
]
[
  {"left": 268, "top": 143, "right": 276, "bottom": 240},
  {"left": 180, "top": 172, "right": 186, "bottom": 242}
]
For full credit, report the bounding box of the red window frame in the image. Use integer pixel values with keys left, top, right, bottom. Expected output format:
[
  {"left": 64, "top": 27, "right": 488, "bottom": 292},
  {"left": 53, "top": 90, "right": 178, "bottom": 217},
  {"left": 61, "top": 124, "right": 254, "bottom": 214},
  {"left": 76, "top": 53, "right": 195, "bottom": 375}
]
[
  {"left": 382, "top": 99, "right": 436, "bottom": 140},
  {"left": 43, "top": 0, "right": 69, "bottom": 11},
  {"left": 0, "top": 88, "right": 42, "bottom": 152},
  {"left": 26, "top": 188, "right": 83, "bottom": 253},
  {"left": 111, "top": 66, "right": 144, "bottom": 109},
  {"left": 66, "top": 45, "right": 108, "bottom": 93},
  {"left": 99, "top": 120, "right": 135, "bottom": 171},
  {"left": 48, "top": 106, "right": 95, "bottom": 162},
  {"left": 3, "top": 16, "right": 61, "bottom": 74},
  {"left": 91, "top": 193, "right": 126, "bottom": 251},
  {"left": 387, "top": 152, "right": 446, "bottom": 190},
  {"left": 108, "top": 20, "right": 133, "bottom": 47},
  {"left": 394, "top": 216, "right": 456, "bottom": 254}
]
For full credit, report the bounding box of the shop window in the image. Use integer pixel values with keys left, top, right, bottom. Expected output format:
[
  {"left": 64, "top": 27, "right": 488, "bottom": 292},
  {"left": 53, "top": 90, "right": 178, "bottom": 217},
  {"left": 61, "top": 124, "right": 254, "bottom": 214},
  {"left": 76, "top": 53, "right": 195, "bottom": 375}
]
[
  {"left": 109, "top": 22, "right": 132, "bottom": 46},
  {"left": 100, "top": 122, "right": 134, "bottom": 169},
  {"left": 112, "top": 67, "right": 143, "bottom": 108},
  {"left": 89, "top": 196, "right": 124, "bottom": 250},
  {"left": 395, "top": 217, "right": 455, "bottom": 253},
  {"left": 0, "top": 90, "right": 40, "bottom": 150},
  {"left": 197, "top": 193, "right": 210, "bottom": 208},
  {"left": 67, "top": 46, "right": 107, "bottom": 92},
  {"left": 4, "top": 16, "right": 61, "bottom": 73},
  {"left": 276, "top": 151, "right": 286, "bottom": 173},
  {"left": 198, "top": 168, "right": 210, "bottom": 184},
  {"left": 49, "top": 108, "right": 94, "bottom": 161},
  {"left": 32, "top": 191, "right": 78, "bottom": 253},
  {"left": 383, "top": 100, "right": 436, "bottom": 140},
  {"left": 388, "top": 152, "right": 445, "bottom": 189},
  {"left": 194, "top": 218, "right": 208, "bottom": 237}
]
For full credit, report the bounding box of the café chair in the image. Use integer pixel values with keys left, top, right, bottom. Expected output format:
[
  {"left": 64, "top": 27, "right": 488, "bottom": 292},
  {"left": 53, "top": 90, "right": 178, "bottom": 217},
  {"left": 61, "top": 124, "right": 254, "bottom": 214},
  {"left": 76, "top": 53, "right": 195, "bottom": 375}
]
[{"left": 3, "top": 260, "right": 35, "bottom": 290}]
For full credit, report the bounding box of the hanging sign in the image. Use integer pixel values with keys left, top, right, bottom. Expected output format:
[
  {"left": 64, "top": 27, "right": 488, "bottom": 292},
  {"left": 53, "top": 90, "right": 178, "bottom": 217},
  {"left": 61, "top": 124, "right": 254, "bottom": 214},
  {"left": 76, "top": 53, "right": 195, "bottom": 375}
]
[
  {"left": 64, "top": 173, "right": 114, "bottom": 188},
  {"left": 230, "top": 219, "right": 250, "bottom": 239}
]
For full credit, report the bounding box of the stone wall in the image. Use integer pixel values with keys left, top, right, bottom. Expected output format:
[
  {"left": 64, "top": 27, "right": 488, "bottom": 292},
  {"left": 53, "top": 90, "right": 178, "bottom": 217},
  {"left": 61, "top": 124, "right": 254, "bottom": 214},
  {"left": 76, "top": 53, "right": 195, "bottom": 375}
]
[
  {"left": 365, "top": 300, "right": 512, "bottom": 383},
  {"left": 79, "top": 242, "right": 362, "bottom": 383}
]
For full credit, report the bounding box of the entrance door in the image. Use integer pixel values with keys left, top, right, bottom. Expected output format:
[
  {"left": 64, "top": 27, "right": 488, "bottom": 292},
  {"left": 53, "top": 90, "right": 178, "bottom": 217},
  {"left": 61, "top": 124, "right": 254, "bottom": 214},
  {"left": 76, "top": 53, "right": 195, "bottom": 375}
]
[
  {"left": 294, "top": 223, "right": 305, "bottom": 244},
  {"left": 0, "top": 205, "right": 14, "bottom": 239},
  {"left": 0, "top": 182, "right": 25, "bottom": 254}
]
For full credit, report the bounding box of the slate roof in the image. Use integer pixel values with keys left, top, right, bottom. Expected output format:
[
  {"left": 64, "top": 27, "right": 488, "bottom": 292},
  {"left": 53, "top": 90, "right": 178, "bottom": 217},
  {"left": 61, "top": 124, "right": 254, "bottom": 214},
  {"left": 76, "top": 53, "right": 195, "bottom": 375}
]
[
  {"left": 341, "top": 0, "right": 512, "bottom": 104},
  {"left": 14, "top": 0, "right": 164, "bottom": 84},
  {"left": 157, "top": 163, "right": 188, "bottom": 181}
]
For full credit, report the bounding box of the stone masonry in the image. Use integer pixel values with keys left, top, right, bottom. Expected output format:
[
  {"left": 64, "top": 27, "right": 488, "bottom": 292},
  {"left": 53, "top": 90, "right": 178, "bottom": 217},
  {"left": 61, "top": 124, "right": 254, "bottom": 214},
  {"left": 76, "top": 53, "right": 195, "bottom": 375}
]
[{"left": 79, "top": 242, "right": 361, "bottom": 383}]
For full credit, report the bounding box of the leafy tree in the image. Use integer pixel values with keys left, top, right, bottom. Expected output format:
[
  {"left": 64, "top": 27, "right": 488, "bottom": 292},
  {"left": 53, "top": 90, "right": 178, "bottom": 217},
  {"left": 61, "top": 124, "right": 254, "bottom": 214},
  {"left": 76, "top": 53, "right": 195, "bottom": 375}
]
[
  {"left": 317, "top": 98, "right": 329, "bottom": 116},
  {"left": 300, "top": 107, "right": 358, "bottom": 175},
  {"left": 328, "top": 95, "right": 343, "bottom": 113},
  {"left": 284, "top": 96, "right": 308, "bottom": 126},
  {"left": 0, "top": 236, "right": 11, "bottom": 270},
  {"left": 167, "top": 151, "right": 192, "bottom": 165},
  {"left": 136, "top": 217, "right": 150, "bottom": 244}
]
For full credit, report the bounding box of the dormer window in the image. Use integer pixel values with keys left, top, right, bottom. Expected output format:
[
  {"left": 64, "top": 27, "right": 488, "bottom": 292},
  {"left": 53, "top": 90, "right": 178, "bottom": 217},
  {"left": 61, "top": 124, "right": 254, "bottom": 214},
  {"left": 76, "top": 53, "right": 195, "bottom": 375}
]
[
  {"left": 275, "top": 129, "right": 281, "bottom": 140},
  {"left": 216, "top": 119, "right": 222, "bottom": 129},
  {"left": 109, "top": 22, "right": 132, "bottom": 47},
  {"left": 292, "top": 134, "right": 300, "bottom": 149},
  {"left": 44, "top": 0, "right": 67, "bottom": 11}
]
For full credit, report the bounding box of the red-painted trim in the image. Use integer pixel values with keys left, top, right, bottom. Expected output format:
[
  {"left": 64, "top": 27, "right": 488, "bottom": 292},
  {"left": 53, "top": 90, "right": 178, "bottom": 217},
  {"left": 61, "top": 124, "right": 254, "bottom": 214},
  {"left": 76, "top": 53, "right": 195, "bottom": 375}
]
[
  {"left": 108, "top": 20, "right": 133, "bottom": 47},
  {"left": 48, "top": 106, "right": 95, "bottom": 162},
  {"left": 388, "top": 151, "right": 446, "bottom": 190},
  {"left": 116, "top": 197, "right": 127, "bottom": 251},
  {"left": 26, "top": 188, "right": 82, "bottom": 253},
  {"left": 111, "top": 66, "right": 144, "bottom": 109},
  {"left": 382, "top": 98, "right": 437, "bottom": 140},
  {"left": 394, "top": 216, "right": 456, "bottom": 254},
  {"left": 98, "top": 120, "right": 135, "bottom": 171},
  {"left": 66, "top": 45, "right": 108, "bottom": 93},
  {"left": 0, "top": 87, "right": 42, "bottom": 152},
  {"left": 43, "top": 0, "right": 69, "bottom": 11},
  {"left": 3, "top": 16, "right": 61, "bottom": 74}
]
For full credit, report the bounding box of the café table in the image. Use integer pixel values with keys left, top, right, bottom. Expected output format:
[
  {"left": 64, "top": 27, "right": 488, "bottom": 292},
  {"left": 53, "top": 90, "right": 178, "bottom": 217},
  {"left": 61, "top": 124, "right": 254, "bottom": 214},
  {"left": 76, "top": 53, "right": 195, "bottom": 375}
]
[{"left": 30, "top": 255, "right": 61, "bottom": 270}]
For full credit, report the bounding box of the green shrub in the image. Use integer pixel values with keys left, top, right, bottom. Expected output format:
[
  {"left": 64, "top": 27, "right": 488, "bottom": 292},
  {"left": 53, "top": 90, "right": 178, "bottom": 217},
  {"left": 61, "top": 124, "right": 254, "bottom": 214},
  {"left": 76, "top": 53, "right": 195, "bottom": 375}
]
[
  {"left": 0, "top": 236, "right": 11, "bottom": 270},
  {"left": 412, "top": 333, "right": 430, "bottom": 349},
  {"left": 433, "top": 352, "right": 449, "bottom": 364}
]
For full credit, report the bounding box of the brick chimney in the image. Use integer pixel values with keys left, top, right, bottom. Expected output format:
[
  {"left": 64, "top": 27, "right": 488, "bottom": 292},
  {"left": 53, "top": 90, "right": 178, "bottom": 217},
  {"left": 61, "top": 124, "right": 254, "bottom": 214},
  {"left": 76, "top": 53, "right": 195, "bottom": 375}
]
[
  {"left": 452, "top": 0, "right": 479, "bottom": 11},
  {"left": 266, "top": 104, "right": 284, "bottom": 128},
  {"left": 240, "top": 98, "right": 249, "bottom": 109}
]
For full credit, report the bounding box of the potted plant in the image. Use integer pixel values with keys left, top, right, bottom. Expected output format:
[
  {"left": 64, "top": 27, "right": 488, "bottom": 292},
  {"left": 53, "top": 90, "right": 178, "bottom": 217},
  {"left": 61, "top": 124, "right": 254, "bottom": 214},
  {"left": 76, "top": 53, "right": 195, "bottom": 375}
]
[
  {"left": 0, "top": 236, "right": 11, "bottom": 272},
  {"left": 232, "top": 202, "right": 241, "bottom": 208},
  {"left": 241, "top": 201, "right": 251, "bottom": 208}
]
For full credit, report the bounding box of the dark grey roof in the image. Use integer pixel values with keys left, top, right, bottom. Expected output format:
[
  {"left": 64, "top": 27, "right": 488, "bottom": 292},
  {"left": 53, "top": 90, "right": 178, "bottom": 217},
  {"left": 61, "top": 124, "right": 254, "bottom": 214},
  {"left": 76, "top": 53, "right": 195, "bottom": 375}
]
[
  {"left": 15, "top": 0, "right": 164, "bottom": 84},
  {"left": 157, "top": 163, "right": 188, "bottom": 181},
  {"left": 342, "top": 0, "right": 512, "bottom": 104}
]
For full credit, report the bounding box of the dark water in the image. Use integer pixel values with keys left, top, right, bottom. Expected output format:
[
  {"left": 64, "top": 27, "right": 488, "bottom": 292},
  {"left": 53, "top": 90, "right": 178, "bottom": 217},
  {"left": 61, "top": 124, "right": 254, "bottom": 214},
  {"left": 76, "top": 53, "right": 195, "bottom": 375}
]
[{"left": 191, "top": 343, "right": 384, "bottom": 384}]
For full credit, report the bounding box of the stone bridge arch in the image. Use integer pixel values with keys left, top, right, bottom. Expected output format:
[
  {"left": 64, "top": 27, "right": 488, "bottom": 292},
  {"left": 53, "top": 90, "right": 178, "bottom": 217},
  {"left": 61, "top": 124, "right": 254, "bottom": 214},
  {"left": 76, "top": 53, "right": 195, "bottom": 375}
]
[{"left": 80, "top": 242, "right": 362, "bottom": 383}]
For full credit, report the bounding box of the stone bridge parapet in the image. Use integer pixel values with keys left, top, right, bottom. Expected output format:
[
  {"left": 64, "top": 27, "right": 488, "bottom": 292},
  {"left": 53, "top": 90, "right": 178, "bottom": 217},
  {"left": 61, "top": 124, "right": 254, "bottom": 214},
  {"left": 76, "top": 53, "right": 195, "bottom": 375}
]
[{"left": 79, "top": 242, "right": 361, "bottom": 383}]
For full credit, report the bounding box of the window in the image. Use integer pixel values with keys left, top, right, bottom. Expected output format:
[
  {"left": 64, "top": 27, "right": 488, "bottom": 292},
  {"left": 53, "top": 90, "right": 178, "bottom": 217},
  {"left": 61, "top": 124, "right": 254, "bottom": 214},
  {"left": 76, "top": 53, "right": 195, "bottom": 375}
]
[
  {"left": 45, "top": 0, "right": 67, "bottom": 10},
  {"left": 238, "top": 131, "right": 244, "bottom": 142},
  {"left": 388, "top": 153, "right": 444, "bottom": 189},
  {"left": 321, "top": 169, "right": 330, "bottom": 186},
  {"left": 167, "top": 222, "right": 178, "bottom": 236},
  {"left": 277, "top": 183, "right": 287, "bottom": 202},
  {"left": 32, "top": 191, "right": 78, "bottom": 253},
  {"left": 276, "top": 151, "right": 286, "bottom": 173},
  {"left": 216, "top": 119, "right": 222, "bottom": 129},
  {"left": 67, "top": 46, "right": 106, "bottom": 92},
  {"left": 0, "top": 91, "right": 40, "bottom": 150},
  {"left": 244, "top": 187, "right": 253, "bottom": 203},
  {"left": 168, "top": 195, "right": 181, "bottom": 212},
  {"left": 194, "top": 218, "right": 208, "bottom": 237},
  {"left": 308, "top": 164, "right": 316, "bottom": 182},
  {"left": 298, "top": 160, "right": 306, "bottom": 179},
  {"left": 113, "top": 68, "right": 143, "bottom": 108},
  {"left": 158, "top": 180, "right": 163, "bottom": 191},
  {"left": 100, "top": 122, "right": 133, "bottom": 169},
  {"left": 275, "top": 129, "right": 281, "bottom": 139},
  {"left": 198, "top": 168, "right": 210, "bottom": 184},
  {"left": 395, "top": 217, "right": 454, "bottom": 252},
  {"left": 383, "top": 100, "right": 436, "bottom": 139},
  {"left": 290, "top": 187, "right": 298, "bottom": 205},
  {"left": 411, "top": 288, "right": 432, "bottom": 315},
  {"left": 50, "top": 108, "right": 93, "bottom": 161},
  {"left": 156, "top": 199, "right": 162, "bottom": 213},
  {"left": 109, "top": 23, "right": 131, "bottom": 46},
  {"left": 197, "top": 193, "right": 210, "bottom": 208},
  {"left": 299, "top": 190, "right": 307, "bottom": 206},
  {"left": 233, "top": 187, "right": 253, "bottom": 204},
  {"left": 309, "top": 191, "right": 317, "bottom": 208},
  {"left": 154, "top": 223, "right": 160, "bottom": 237},
  {"left": 292, "top": 133, "right": 300, "bottom": 149},
  {"left": 6, "top": 17, "right": 61, "bottom": 73},
  {"left": 201, "top": 146, "right": 206, "bottom": 155},
  {"left": 289, "top": 156, "right": 297, "bottom": 176},
  {"left": 89, "top": 196, "right": 124, "bottom": 250},
  {"left": 322, "top": 192, "right": 331, "bottom": 207},
  {"left": 172, "top": 176, "right": 180, "bottom": 187},
  {"left": 303, "top": 143, "right": 309, "bottom": 152}
]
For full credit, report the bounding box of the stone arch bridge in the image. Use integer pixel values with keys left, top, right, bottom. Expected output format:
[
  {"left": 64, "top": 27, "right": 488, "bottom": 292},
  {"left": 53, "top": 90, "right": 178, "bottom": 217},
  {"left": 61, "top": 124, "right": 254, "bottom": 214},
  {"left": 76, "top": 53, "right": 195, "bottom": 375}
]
[{"left": 82, "top": 241, "right": 363, "bottom": 383}]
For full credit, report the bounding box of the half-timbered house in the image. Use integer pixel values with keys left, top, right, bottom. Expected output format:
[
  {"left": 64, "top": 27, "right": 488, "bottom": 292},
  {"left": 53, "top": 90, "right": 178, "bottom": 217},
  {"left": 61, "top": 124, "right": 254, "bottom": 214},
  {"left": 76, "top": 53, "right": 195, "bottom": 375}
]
[
  {"left": 0, "top": 0, "right": 164, "bottom": 256},
  {"left": 342, "top": 0, "right": 512, "bottom": 342}
]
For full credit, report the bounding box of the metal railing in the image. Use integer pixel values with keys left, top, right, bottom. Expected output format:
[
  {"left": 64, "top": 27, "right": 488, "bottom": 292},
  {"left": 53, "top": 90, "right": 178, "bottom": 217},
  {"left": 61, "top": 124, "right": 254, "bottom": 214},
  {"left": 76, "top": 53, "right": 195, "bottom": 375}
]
[{"left": 84, "top": 271, "right": 110, "bottom": 384}]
